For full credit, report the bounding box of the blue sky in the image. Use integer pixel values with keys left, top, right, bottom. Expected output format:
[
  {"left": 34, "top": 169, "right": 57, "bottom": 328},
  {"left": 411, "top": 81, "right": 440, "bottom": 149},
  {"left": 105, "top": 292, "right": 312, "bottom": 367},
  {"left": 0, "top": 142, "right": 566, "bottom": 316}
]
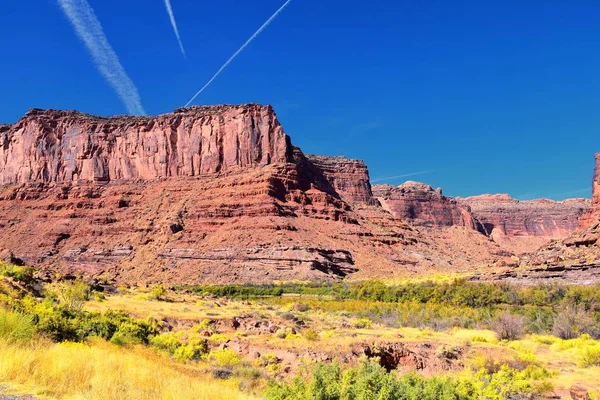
[{"left": 1, "top": 0, "right": 599, "bottom": 200}]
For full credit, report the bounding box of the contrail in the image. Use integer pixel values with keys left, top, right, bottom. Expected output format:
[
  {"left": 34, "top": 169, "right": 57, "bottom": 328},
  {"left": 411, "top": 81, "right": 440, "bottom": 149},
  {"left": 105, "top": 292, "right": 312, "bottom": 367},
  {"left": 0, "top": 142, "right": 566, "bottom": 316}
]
[
  {"left": 371, "top": 170, "right": 435, "bottom": 183},
  {"left": 58, "top": 0, "right": 146, "bottom": 115},
  {"left": 184, "top": 0, "right": 293, "bottom": 107},
  {"left": 163, "top": 0, "right": 186, "bottom": 58}
]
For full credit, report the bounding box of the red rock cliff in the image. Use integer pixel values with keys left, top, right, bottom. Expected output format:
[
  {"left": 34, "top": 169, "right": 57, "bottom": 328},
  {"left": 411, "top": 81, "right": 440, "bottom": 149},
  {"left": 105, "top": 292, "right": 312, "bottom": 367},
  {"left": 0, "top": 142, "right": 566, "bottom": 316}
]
[
  {"left": 578, "top": 153, "right": 600, "bottom": 229},
  {"left": 304, "top": 155, "right": 375, "bottom": 204},
  {"left": 372, "top": 182, "right": 477, "bottom": 228},
  {"left": 0, "top": 104, "right": 290, "bottom": 184},
  {"left": 460, "top": 194, "right": 589, "bottom": 241}
]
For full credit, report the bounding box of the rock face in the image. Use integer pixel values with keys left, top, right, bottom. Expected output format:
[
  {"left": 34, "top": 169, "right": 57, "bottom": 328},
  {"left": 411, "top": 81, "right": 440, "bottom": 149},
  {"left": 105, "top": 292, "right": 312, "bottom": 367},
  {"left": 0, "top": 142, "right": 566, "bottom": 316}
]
[
  {"left": 482, "top": 153, "right": 600, "bottom": 284},
  {"left": 460, "top": 194, "right": 589, "bottom": 245},
  {"left": 578, "top": 153, "right": 600, "bottom": 229},
  {"left": 305, "top": 155, "right": 375, "bottom": 204},
  {"left": 0, "top": 105, "right": 290, "bottom": 184},
  {"left": 0, "top": 104, "right": 509, "bottom": 285},
  {"left": 373, "top": 182, "right": 477, "bottom": 228}
]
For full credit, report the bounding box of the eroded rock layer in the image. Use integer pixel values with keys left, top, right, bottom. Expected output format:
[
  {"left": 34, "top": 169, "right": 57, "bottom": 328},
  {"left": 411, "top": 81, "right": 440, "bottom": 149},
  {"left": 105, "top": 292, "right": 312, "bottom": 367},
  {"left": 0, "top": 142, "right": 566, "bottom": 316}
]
[
  {"left": 372, "top": 182, "right": 477, "bottom": 228},
  {"left": 460, "top": 194, "right": 590, "bottom": 254},
  {"left": 305, "top": 155, "right": 375, "bottom": 204}
]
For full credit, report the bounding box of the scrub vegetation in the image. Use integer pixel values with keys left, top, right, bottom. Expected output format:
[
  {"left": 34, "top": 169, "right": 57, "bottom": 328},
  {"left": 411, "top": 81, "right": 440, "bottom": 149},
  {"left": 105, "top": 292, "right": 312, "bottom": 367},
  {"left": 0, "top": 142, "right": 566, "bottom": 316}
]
[{"left": 1, "top": 264, "right": 599, "bottom": 399}]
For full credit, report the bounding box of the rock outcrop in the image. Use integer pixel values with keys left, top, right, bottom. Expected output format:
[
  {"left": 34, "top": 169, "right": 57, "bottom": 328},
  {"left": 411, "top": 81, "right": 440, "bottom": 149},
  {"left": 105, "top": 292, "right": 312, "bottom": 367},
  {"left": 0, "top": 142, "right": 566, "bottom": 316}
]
[
  {"left": 373, "top": 182, "right": 477, "bottom": 228},
  {"left": 0, "top": 105, "right": 290, "bottom": 184},
  {"left": 578, "top": 153, "right": 600, "bottom": 229},
  {"left": 305, "top": 155, "right": 375, "bottom": 204},
  {"left": 460, "top": 194, "right": 589, "bottom": 253}
]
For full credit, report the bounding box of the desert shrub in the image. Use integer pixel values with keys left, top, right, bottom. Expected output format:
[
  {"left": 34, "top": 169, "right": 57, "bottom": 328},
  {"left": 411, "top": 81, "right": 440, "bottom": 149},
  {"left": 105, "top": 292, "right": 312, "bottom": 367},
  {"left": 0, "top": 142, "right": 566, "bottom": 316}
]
[
  {"left": 212, "top": 367, "right": 233, "bottom": 379},
  {"left": 303, "top": 328, "right": 320, "bottom": 341},
  {"left": 235, "top": 366, "right": 263, "bottom": 380},
  {"left": 0, "top": 309, "right": 35, "bottom": 342},
  {"left": 208, "top": 333, "right": 231, "bottom": 343},
  {"left": 281, "top": 311, "right": 295, "bottom": 320},
  {"left": 174, "top": 340, "right": 207, "bottom": 362},
  {"left": 146, "top": 285, "right": 167, "bottom": 301},
  {"left": 55, "top": 281, "right": 91, "bottom": 312},
  {"left": 524, "top": 307, "right": 555, "bottom": 334},
  {"left": 552, "top": 306, "right": 599, "bottom": 339},
  {"left": 294, "top": 303, "right": 310, "bottom": 312},
  {"left": 578, "top": 345, "right": 600, "bottom": 367},
  {"left": 0, "top": 264, "right": 35, "bottom": 284},
  {"left": 193, "top": 318, "right": 213, "bottom": 332},
  {"left": 267, "top": 360, "right": 470, "bottom": 400},
  {"left": 207, "top": 348, "right": 240, "bottom": 368},
  {"left": 477, "top": 364, "right": 553, "bottom": 399},
  {"left": 150, "top": 332, "right": 207, "bottom": 361},
  {"left": 150, "top": 332, "right": 182, "bottom": 354},
  {"left": 275, "top": 329, "right": 287, "bottom": 339},
  {"left": 255, "top": 353, "right": 283, "bottom": 375},
  {"left": 531, "top": 334, "right": 558, "bottom": 345},
  {"left": 490, "top": 312, "right": 525, "bottom": 341},
  {"left": 353, "top": 318, "right": 372, "bottom": 329}
]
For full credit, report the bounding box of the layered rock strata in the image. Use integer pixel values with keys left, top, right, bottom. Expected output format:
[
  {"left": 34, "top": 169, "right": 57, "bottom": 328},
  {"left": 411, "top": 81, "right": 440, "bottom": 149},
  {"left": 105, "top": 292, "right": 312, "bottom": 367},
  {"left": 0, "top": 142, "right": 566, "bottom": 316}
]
[
  {"left": 461, "top": 194, "right": 589, "bottom": 240},
  {"left": 372, "top": 182, "right": 477, "bottom": 228},
  {"left": 0, "top": 104, "right": 507, "bottom": 284}
]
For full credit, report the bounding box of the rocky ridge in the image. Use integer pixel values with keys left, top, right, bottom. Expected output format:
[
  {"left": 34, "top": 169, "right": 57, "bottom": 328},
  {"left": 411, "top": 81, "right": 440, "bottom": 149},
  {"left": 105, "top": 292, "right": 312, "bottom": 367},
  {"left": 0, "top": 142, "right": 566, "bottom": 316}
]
[{"left": 0, "top": 104, "right": 593, "bottom": 284}]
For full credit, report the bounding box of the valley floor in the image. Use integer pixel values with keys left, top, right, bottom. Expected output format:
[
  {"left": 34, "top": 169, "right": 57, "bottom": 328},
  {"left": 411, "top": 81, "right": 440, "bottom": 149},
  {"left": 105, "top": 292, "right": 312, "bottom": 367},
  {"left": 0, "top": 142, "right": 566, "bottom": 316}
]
[{"left": 2, "top": 275, "right": 600, "bottom": 399}]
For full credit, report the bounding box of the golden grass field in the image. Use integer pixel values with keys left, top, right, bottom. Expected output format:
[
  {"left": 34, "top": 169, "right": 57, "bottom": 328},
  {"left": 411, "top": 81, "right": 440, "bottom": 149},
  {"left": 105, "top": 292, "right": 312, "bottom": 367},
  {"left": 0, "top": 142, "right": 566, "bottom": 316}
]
[
  {"left": 1, "top": 283, "right": 600, "bottom": 399},
  {"left": 84, "top": 290, "right": 600, "bottom": 398}
]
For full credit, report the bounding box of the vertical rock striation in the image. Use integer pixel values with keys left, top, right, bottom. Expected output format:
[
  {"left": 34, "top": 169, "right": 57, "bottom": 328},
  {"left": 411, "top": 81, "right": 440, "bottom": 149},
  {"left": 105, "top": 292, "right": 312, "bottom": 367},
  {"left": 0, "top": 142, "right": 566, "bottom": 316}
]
[
  {"left": 304, "top": 155, "right": 376, "bottom": 204},
  {"left": 0, "top": 104, "right": 291, "bottom": 184}
]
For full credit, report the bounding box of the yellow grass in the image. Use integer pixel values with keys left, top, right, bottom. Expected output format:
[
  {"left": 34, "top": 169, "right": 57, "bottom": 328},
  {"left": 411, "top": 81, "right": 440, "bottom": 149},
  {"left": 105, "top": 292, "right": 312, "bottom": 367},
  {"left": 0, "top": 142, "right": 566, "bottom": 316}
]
[
  {"left": 0, "top": 338, "right": 255, "bottom": 400},
  {"left": 85, "top": 293, "right": 600, "bottom": 398}
]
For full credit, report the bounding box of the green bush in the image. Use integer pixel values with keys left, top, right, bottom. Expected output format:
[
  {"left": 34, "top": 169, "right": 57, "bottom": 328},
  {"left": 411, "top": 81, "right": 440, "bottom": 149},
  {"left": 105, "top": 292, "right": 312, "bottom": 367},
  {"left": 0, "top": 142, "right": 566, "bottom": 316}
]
[
  {"left": 55, "top": 281, "right": 91, "bottom": 312},
  {"left": 303, "top": 328, "right": 320, "bottom": 341},
  {"left": 578, "top": 346, "right": 600, "bottom": 367},
  {"left": 266, "top": 359, "right": 552, "bottom": 400},
  {"left": 150, "top": 332, "right": 182, "bottom": 354},
  {"left": 207, "top": 348, "right": 240, "bottom": 368},
  {"left": 146, "top": 285, "right": 167, "bottom": 301},
  {"left": 173, "top": 339, "right": 208, "bottom": 362},
  {"left": 0, "top": 309, "right": 35, "bottom": 342},
  {"left": 150, "top": 332, "right": 208, "bottom": 361},
  {"left": 0, "top": 264, "right": 35, "bottom": 284}
]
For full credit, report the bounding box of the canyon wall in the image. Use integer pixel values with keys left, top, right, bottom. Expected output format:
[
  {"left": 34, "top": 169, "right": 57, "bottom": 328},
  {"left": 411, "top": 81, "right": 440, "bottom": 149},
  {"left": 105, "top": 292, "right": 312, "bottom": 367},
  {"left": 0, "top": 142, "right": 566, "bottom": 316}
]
[
  {"left": 372, "top": 182, "right": 477, "bottom": 228},
  {"left": 0, "top": 105, "right": 290, "bottom": 184},
  {"left": 461, "top": 195, "right": 589, "bottom": 239}
]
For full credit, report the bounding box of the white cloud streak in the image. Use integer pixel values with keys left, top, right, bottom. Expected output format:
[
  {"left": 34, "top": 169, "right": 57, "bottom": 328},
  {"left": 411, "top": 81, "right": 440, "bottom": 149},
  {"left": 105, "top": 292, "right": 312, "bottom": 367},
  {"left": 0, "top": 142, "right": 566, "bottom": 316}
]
[
  {"left": 184, "top": 0, "right": 293, "bottom": 107},
  {"left": 58, "top": 0, "right": 146, "bottom": 115},
  {"left": 163, "top": 0, "right": 186, "bottom": 59},
  {"left": 371, "top": 170, "right": 435, "bottom": 183}
]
